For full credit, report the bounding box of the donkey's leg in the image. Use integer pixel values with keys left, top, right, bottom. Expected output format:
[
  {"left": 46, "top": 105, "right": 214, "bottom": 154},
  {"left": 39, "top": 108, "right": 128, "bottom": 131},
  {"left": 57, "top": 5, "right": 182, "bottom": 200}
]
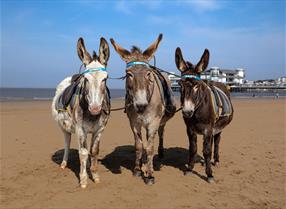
[
  {"left": 158, "top": 125, "right": 165, "bottom": 159},
  {"left": 185, "top": 127, "right": 197, "bottom": 175},
  {"left": 61, "top": 129, "right": 71, "bottom": 169},
  {"left": 213, "top": 132, "right": 221, "bottom": 167},
  {"left": 130, "top": 122, "right": 143, "bottom": 177},
  {"left": 143, "top": 126, "right": 158, "bottom": 185},
  {"left": 90, "top": 131, "right": 103, "bottom": 184},
  {"left": 76, "top": 126, "right": 88, "bottom": 188},
  {"left": 203, "top": 131, "right": 214, "bottom": 183}
]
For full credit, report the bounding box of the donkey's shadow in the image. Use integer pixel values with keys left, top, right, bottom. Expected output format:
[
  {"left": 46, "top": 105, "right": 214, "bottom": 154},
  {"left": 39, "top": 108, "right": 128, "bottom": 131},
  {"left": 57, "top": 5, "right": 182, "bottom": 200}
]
[
  {"left": 100, "top": 145, "right": 135, "bottom": 174},
  {"left": 100, "top": 145, "right": 205, "bottom": 180},
  {"left": 51, "top": 146, "right": 206, "bottom": 182},
  {"left": 52, "top": 149, "right": 80, "bottom": 181}
]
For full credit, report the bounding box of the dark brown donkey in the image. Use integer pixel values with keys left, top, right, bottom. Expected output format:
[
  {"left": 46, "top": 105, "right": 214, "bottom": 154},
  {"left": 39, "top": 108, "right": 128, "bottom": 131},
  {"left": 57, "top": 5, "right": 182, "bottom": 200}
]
[
  {"left": 110, "top": 34, "right": 176, "bottom": 184},
  {"left": 175, "top": 47, "right": 233, "bottom": 183}
]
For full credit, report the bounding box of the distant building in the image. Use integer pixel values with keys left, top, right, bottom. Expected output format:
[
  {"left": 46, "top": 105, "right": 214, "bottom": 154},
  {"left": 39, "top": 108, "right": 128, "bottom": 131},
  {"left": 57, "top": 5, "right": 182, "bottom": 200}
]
[
  {"left": 168, "top": 67, "right": 245, "bottom": 91},
  {"left": 276, "top": 76, "right": 286, "bottom": 86},
  {"left": 200, "top": 67, "right": 245, "bottom": 85},
  {"left": 168, "top": 73, "right": 181, "bottom": 91}
]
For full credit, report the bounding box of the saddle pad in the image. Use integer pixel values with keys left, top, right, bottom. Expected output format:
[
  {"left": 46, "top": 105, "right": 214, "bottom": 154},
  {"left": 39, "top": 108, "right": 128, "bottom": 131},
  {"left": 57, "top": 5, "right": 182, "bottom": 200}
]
[
  {"left": 61, "top": 74, "right": 83, "bottom": 108},
  {"left": 210, "top": 86, "right": 232, "bottom": 118},
  {"left": 152, "top": 69, "right": 176, "bottom": 115},
  {"left": 56, "top": 74, "right": 83, "bottom": 112}
]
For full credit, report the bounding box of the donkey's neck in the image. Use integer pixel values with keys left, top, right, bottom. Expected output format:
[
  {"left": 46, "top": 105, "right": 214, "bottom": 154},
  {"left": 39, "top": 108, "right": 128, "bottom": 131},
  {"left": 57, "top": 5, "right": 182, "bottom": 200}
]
[{"left": 193, "top": 82, "right": 216, "bottom": 122}]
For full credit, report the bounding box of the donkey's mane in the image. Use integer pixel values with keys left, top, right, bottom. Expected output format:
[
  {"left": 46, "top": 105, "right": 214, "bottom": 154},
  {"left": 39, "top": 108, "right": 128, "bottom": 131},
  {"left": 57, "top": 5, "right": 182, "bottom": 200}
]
[{"left": 131, "top": 46, "right": 142, "bottom": 54}]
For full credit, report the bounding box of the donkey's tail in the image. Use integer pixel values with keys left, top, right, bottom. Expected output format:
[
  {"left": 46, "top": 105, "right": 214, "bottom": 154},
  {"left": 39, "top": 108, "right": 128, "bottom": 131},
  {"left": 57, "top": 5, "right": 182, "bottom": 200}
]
[{"left": 51, "top": 77, "right": 72, "bottom": 120}]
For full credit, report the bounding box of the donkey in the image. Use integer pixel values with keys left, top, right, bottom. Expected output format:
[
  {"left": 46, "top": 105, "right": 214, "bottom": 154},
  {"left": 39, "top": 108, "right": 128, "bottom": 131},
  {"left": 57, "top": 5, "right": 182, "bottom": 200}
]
[
  {"left": 52, "top": 37, "right": 110, "bottom": 188},
  {"left": 110, "top": 34, "right": 176, "bottom": 184},
  {"left": 175, "top": 47, "right": 233, "bottom": 183}
]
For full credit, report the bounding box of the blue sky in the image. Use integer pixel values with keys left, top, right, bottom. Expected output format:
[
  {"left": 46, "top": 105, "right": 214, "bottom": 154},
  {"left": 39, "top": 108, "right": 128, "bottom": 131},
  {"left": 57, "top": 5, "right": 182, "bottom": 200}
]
[{"left": 1, "top": 0, "right": 285, "bottom": 88}]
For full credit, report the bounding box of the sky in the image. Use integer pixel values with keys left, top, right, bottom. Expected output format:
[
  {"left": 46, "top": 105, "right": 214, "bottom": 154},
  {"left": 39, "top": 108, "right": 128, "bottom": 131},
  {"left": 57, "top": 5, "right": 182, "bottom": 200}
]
[{"left": 1, "top": 0, "right": 285, "bottom": 88}]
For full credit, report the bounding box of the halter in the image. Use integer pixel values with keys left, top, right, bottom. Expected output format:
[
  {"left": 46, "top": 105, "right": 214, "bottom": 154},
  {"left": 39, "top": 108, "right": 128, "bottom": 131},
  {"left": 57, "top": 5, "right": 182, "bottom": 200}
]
[
  {"left": 126, "top": 61, "right": 150, "bottom": 69},
  {"left": 125, "top": 61, "right": 155, "bottom": 107},
  {"left": 181, "top": 74, "right": 201, "bottom": 80},
  {"left": 81, "top": 67, "right": 107, "bottom": 74}
]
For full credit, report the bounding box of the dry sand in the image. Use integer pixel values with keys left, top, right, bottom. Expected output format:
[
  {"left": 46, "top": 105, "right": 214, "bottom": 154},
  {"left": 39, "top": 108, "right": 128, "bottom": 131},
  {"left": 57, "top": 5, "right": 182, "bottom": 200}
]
[{"left": 1, "top": 98, "right": 285, "bottom": 209}]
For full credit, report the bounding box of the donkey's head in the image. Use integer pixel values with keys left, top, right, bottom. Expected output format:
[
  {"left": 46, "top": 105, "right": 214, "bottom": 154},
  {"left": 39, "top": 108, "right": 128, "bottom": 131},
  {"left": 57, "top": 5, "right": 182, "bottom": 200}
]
[
  {"left": 110, "top": 34, "right": 163, "bottom": 113},
  {"left": 175, "top": 47, "right": 209, "bottom": 118},
  {"left": 77, "top": 37, "right": 110, "bottom": 115}
]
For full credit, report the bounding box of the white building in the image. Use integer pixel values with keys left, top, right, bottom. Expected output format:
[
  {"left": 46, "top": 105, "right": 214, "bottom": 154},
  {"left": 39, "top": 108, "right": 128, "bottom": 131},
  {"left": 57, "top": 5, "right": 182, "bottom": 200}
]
[
  {"left": 276, "top": 76, "right": 286, "bottom": 86},
  {"left": 169, "top": 67, "right": 246, "bottom": 91},
  {"left": 201, "top": 67, "right": 245, "bottom": 85}
]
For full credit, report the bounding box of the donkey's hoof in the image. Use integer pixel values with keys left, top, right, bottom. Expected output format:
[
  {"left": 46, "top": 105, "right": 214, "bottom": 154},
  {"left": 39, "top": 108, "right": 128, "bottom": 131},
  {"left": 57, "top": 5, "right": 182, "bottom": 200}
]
[
  {"left": 80, "top": 184, "right": 87, "bottom": 188},
  {"left": 92, "top": 173, "right": 100, "bottom": 183},
  {"left": 60, "top": 161, "right": 67, "bottom": 169},
  {"left": 184, "top": 169, "right": 193, "bottom": 176},
  {"left": 144, "top": 176, "right": 155, "bottom": 185},
  {"left": 200, "top": 159, "right": 205, "bottom": 166},
  {"left": 207, "top": 177, "right": 215, "bottom": 183},
  {"left": 133, "top": 169, "right": 142, "bottom": 177}
]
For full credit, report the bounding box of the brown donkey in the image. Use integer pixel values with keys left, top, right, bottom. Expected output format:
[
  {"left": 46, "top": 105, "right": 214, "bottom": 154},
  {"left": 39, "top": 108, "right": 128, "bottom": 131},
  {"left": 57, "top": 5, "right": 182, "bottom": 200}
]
[
  {"left": 175, "top": 47, "right": 233, "bottom": 183},
  {"left": 110, "top": 34, "right": 176, "bottom": 184}
]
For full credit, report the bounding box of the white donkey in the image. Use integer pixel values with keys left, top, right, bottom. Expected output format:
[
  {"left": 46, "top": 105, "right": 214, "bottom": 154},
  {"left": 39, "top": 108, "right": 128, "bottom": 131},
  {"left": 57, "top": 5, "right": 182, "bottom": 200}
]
[{"left": 52, "top": 37, "right": 110, "bottom": 188}]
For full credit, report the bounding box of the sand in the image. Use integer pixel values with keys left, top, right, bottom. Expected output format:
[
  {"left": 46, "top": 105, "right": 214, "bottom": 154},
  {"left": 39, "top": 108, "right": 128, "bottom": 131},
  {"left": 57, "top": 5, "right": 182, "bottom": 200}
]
[{"left": 1, "top": 98, "right": 285, "bottom": 209}]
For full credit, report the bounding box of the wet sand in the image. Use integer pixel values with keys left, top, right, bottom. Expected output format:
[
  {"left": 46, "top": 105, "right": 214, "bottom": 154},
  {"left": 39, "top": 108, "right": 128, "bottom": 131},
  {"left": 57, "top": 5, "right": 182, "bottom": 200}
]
[{"left": 1, "top": 98, "right": 285, "bottom": 209}]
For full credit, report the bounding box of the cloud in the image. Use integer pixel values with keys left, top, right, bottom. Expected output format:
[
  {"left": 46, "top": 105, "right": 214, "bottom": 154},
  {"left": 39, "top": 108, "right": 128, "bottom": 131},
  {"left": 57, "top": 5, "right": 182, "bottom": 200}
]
[
  {"left": 136, "top": 0, "right": 162, "bottom": 10},
  {"left": 115, "top": 1, "right": 132, "bottom": 15},
  {"left": 147, "top": 15, "right": 174, "bottom": 25},
  {"left": 180, "top": 0, "right": 222, "bottom": 12},
  {"left": 114, "top": 0, "right": 163, "bottom": 15}
]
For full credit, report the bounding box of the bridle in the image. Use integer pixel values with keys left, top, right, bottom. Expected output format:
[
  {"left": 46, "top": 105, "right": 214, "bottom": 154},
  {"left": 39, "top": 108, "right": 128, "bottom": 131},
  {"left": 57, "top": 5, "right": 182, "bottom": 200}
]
[
  {"left": 125, "top": 61, "right": 156, "bottom": 105},
  {"left": 77, "top": 66, "right": 110, "bottom": 115},
  {"left": 180, "top": 77, "right": 204, "bottom": 117}
]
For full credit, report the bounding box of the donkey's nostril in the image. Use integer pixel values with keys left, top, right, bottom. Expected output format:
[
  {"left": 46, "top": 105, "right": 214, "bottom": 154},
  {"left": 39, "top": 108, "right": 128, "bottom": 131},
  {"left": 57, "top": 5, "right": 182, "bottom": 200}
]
[{"left": 136, "top": 104, "right": 147, "bottom": 113}]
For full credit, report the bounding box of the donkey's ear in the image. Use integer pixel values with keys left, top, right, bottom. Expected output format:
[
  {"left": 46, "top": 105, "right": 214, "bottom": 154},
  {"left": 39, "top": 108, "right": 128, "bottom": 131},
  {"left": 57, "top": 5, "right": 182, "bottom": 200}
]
[
  {"left": 110, "top": 38, "right": 131, "bottom": 62},
  {"left": 98, "top": 37, "right": 110, "bottom": 66},
  {"left": 175, "top": 47, "right": 188, "bottom": 72},
  {"left": 77, "top": 37, "right": 92, "bottom": 66},
  {"left": 143, "top": 33, "right": 163, "bottom": 61},
  {"left": 195, "top": 49, "right": 209, "bottom": 73}
]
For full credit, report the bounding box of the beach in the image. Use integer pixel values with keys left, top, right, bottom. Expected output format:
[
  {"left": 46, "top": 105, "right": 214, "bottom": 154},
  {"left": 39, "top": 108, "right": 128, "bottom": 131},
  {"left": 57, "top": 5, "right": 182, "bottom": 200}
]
[{"left": 1, "top": 98, "right": 285, "bottom": 209}]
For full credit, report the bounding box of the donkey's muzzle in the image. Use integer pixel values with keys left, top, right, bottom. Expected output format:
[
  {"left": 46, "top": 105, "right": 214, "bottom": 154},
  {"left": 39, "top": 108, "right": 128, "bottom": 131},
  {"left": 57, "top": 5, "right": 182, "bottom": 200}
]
[
  {"left": 135, "top": 104, "right": 147, "bottom": 113},
  {"left": 89, "top": 104, "right": 102, "bottom": 115}
]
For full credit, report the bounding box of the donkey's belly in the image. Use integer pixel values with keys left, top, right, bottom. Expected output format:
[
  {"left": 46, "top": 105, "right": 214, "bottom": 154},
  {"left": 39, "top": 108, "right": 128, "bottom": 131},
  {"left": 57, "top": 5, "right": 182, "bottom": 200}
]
[{"left": 213, "top": 115, "right": 233, "bottom": 134}]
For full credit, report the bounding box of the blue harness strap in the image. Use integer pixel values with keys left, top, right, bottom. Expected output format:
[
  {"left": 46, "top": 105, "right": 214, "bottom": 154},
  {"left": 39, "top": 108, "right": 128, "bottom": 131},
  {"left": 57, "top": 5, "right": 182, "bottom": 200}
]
[
  {"left": 82, "top": 67, "right": 107, "bottom": 74},
  {"left": 181, "top": 74, "right": 201, "bottom": 80},
  {"left": 126, "top": 61, "right": 150, "bottom": 68}
]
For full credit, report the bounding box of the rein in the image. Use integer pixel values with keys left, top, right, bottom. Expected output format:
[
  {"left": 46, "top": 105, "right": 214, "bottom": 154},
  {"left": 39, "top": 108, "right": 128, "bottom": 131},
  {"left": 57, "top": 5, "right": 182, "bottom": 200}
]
[{"left": 75, "top": 60, "right": 185, "bottom": 113}]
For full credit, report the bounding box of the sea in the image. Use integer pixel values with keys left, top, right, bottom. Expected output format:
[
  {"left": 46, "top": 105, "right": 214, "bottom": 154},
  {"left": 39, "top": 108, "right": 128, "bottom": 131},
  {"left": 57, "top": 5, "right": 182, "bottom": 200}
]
[{"left": 0, "top": 88, "right": 285, "bottom": 101}]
